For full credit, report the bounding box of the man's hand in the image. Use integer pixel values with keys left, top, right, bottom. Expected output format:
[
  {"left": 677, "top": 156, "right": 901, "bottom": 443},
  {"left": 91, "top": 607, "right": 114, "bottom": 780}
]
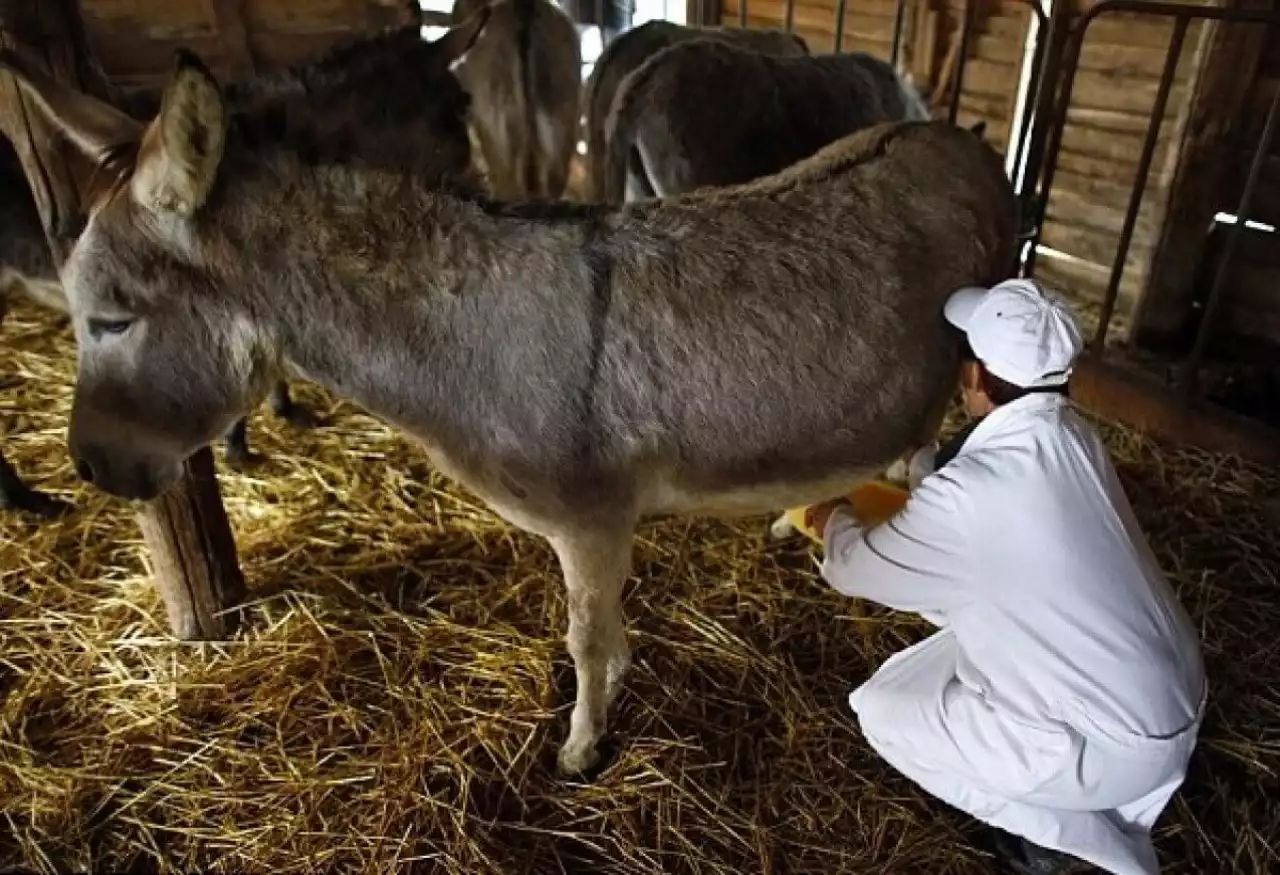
[{"left": 804, "top": 498, "right": 851, "bottom": 540}]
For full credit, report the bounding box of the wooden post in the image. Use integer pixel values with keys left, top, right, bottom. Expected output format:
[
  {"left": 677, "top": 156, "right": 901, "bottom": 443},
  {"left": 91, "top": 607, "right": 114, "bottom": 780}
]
[
  {"left": 211, "top": 0, "right": 257, "bottom": 82},
  {"left": 1130, "top": 0, "right": 1272, "bottom": 349},
  {"left": 0, "top": 0, "right": 246, "bottom": 640}
]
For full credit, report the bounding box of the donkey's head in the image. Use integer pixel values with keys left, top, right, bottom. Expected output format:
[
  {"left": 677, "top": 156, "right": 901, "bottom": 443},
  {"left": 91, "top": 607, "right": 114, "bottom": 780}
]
[{"left": 0, "top": 16, "right": 488, "bottom": 501}]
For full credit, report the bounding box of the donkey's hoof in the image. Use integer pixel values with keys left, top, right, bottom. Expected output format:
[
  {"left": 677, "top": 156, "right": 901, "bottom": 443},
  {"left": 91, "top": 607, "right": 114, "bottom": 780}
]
[
  {"left": 277, "top": 404, "right": 324, "bottom": 430},
  {"left": 883, "top": 459, "right": 910, "bottom": 485},
  {"left": 556, "top": 740, "right": 602, "bottom": 778},
  {"left": 769, "top": 513, "right": 797, "bottom": 540},
  {"left": 224, "top": 449, "right": 267, "bottom": 472},
  {"left": 1, "top": 487, "right": 72, "bottom": 519}
]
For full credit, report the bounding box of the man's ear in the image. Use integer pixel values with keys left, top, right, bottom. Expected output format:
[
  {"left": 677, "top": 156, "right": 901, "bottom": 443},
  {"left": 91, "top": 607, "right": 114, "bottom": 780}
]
[{"left": 131, "top": 49, "right": 228, "bottom": 218}]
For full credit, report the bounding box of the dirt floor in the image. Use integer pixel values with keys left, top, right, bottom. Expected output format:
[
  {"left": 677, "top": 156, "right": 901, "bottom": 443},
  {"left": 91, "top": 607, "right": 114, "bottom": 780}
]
[{"left": 1, "top": 298, "right": 1278, "bottom": 874}]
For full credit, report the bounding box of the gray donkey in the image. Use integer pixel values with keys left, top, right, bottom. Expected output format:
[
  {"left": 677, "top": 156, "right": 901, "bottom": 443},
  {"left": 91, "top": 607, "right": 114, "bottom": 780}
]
[
  {"left": 0, "top": 20, "right": 482, "bottom": 515},
  {"left": 604, "top": 40, "right": 932, "bottom": 202},
  {"left": 581, "top": 20, "right": 810, "bottom": 202},
  {"left": 449, "top": 0, "right": 582, "bottom": 199},
  {"left": 0, "top": 15, "right": 1016, "bottom": 776}
]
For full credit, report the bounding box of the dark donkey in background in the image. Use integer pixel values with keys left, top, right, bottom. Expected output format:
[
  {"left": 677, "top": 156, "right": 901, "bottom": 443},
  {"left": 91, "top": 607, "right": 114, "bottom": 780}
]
[
  {"left": 581, "top": 19, "right": 810, "bottom": 202},
  {"left": 0, "top": 20, "right": 483, "bottom": 516},
  {"left": 604, "top": 39, "right": 933, "bottom": 202},
  {"left": 449, "top": 0, "right": 582, "bottom": 199},
  {"left": 0, "top": 12, "right": 1017, "bottom": 776}
]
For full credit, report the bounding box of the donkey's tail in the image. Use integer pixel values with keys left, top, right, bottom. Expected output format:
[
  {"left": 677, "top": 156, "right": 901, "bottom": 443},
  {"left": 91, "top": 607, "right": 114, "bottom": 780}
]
[
  {"left": 514, "top": 0, "right": 541, "bottom": 196},
  {"left": 895, "top": 69, "right": 933, "bottom": 121},
  {"left": 602, "top": 44, "right": 670, "bottom": 203}
]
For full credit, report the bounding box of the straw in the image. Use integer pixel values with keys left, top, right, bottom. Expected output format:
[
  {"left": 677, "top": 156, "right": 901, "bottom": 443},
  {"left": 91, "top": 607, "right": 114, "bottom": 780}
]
[{"left": 2, "top": 298, "right": 1277, "bottom": 874}]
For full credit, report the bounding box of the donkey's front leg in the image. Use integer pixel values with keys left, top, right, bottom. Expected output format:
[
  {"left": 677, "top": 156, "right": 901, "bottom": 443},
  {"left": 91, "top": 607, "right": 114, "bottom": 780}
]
[
  {"left": 221, "top": 417, "right": 263, "bottom": 470},
  {"left": 550, "top": 524, "right": 634, "bottom": 777}
]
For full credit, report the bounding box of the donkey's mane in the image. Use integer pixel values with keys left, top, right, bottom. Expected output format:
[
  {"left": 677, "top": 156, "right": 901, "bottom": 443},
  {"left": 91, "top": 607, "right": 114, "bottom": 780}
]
[{"left": 253, "top": 22, "right": 425, "bottom": 97}]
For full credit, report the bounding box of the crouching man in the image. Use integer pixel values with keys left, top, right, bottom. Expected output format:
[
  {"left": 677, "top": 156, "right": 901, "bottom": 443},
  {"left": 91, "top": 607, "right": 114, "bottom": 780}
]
[{"left": 805, "top": 279, "right": 1207, "bottom": 875}]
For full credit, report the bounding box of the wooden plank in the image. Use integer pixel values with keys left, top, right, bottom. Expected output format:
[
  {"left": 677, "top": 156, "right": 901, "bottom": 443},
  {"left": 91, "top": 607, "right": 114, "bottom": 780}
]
[
  {"left": 212, "top": 0, "right": 256, "bottom": 81},
  {"left": 1039, "top": 220, "right": 1156, "bottom": 277},
  {"left": 721, "top": 0, "right": 901, "bottom": 38},
  {"left": 242, "top": 0, "right": 354, "bottom": 33},
  {"left": 77, "top": 34, "right": 230, "bottom": 81},
  {"left": 78, "top": 0, "right": 218, "bottom": 39},
  {"left": 248, "top": 27, "right": 374, "bottom": 69}
]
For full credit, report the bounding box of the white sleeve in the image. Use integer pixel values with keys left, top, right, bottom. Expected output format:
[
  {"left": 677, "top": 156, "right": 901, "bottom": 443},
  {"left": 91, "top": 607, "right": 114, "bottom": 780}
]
[{"left": 819, "top": 473, "right": 970, "bottom": 615}]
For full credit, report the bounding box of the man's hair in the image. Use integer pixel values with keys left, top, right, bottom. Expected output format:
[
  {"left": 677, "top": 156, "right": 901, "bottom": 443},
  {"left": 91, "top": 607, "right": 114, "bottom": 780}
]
[{"left": 958, "top": 336, "right": 1069, "bottom": 406}]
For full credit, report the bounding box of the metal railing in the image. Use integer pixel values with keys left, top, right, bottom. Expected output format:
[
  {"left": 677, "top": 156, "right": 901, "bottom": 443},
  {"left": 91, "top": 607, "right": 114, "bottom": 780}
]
[{"left": 1021, "top": 0, "right": 1280, "bottom": 395}]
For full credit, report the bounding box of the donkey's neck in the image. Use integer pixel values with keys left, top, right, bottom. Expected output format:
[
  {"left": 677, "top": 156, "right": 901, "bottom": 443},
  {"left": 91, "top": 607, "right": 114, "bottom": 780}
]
[{"left": 234, "top": 163, "right": 605, "bottom": 463}]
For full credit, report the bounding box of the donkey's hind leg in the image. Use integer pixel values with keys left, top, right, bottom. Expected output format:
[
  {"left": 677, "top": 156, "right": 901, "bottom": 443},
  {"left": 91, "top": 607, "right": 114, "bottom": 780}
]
[
  {"left": 551, "top": 523, "right": 634, "bottom": 777},
  {"left": 0, "top": 446, "right": 69, "bottom": 518},
  {"left": 268, "top": 380, "right": 321, "bottom": 429}
]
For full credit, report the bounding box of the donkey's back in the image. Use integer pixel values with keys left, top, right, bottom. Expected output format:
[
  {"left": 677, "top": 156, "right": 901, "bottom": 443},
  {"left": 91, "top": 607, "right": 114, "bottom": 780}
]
[
  {"left": 604, "top": 41, "right": 932, "bottom": 202},
  {"left": 492, "top": 121, "right": 1019, "bottom": 519}
]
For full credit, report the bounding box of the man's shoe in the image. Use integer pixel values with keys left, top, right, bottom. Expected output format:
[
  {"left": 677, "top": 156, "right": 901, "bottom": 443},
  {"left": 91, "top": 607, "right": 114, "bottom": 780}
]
[{"left": 992, "top": 829, "right": 1094, "bottom": 874}]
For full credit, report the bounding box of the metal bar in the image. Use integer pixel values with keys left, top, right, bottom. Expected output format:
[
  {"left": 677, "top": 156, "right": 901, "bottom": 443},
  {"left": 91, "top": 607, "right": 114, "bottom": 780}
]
[
  {"left": 1010, "top": 0, "right": 1050, "bottom": 196},
  {"left": 890, "top": 0, "right": 906, "bottom": 69},
  {"left": 949, "top": 0, "right": 976, "bottom": 125},
  {"left": 833, "top": 0, "right": 848, "bottom": 52},
  {"left": 740, "top": 0, "right": 747, "bottom": 28},
  {"left": 1180, "top": 58, "right": 1280, "bottom": 392},
  {"left": 1090, "top": 16, "right": 1188, "bottom": 354},
  {"left": 1022, "top": 11, "right": 1085, "bottom": 277},
  {"left": 784, "top": 0, "right": 795, "bottom": 32}
]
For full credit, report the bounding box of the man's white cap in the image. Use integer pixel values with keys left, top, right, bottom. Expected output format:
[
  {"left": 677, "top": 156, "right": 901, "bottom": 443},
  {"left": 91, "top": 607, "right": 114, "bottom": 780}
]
[{"left": 943, "top": 278, "right": 1084, "bottom": 389}]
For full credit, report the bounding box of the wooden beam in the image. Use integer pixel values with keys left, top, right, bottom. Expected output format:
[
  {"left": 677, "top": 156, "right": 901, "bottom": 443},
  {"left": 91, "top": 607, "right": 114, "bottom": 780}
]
[
  {"left": 211, "top": 0, "right": 256, "bottom": 82},
  {"left": 1071, "top": 352, "right": 1280, "bottom": 467},
  {"left": 0, "top": 0, "right": 248, "bottom": 642},
  {"left": 1131, "top": 0, "right": 1272, "bottom": 348}
]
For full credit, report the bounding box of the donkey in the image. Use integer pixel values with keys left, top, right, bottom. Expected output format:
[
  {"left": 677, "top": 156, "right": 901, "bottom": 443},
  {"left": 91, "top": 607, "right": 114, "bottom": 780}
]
[
  {"left": 0, "top": 22, "right": 482, "bottom": 514},
  {"left": 449, "top": 0, "right": 582, "bottom": 199},
  {"left": 603, "top": 40, "right": 932, "bottom": 203},
  {"left": 581, "top": 20, "right": 810, "bottom": 202},
  {"left": 0, "top": 19, "right": 1017, "bottom": 776}
]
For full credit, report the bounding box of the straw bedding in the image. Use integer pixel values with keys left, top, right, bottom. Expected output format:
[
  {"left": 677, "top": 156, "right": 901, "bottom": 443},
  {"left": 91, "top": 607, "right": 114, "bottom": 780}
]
[{"left": 1, "top": 298, "right": 1278, "bottom": 874}]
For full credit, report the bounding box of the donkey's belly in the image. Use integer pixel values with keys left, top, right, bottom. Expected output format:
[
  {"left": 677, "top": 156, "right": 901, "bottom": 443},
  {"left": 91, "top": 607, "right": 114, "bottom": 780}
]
[{"left": 639, "top": 466, "right": 883, "bottom": 519}]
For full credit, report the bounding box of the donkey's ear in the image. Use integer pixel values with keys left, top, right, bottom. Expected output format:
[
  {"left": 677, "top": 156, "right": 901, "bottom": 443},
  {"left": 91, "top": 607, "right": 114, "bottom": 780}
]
[
  {"left": 0, "top": 47, "right": 142, "bottom": 165},
  {"left": 968, "top": 120, "right": 988, "bottom": 140},
  {"left": 131, "top": 49, "right": 228, "bottom": 218},
  {"left": 436, "top": 5, "right": 491, "bottom": 69}
]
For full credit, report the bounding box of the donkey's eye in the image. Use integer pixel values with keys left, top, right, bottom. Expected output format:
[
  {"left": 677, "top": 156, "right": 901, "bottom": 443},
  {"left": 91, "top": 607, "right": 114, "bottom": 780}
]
[{"left": 87, "top": 317, "right": 135, "bottom": 339}]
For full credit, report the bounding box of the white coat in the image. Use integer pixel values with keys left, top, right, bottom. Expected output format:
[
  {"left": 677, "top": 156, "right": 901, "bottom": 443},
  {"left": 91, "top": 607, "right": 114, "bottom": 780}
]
[{"left": 820, "top": 393, "right": 1207, "bottom": 875}]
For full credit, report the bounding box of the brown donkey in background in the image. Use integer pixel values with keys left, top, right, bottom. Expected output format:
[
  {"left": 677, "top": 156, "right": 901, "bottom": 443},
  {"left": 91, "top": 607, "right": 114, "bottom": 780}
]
[
  {"left": 0, "top": 17, "right": 1017, "bottom": 776},
  {"left": 0, "top": 20, "right": 484, "bottom": 514},
  {"left": 603, "top": 39, "right": 932, "bottom": 202},
  {"left": 580, "top": 19, "right": 810, "bottom": 202}
]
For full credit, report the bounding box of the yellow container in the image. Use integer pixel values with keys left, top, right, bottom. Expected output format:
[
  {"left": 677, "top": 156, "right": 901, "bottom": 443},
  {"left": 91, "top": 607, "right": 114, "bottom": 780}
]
[{"left": 784, "top": 480, "right": 910, "bottom": 544}]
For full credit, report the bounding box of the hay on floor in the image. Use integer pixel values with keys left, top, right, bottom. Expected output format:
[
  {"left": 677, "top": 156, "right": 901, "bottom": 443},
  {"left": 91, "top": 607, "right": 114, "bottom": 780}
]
[{"left": 1, "top": 298, "right": 1278, "bottom": 874}]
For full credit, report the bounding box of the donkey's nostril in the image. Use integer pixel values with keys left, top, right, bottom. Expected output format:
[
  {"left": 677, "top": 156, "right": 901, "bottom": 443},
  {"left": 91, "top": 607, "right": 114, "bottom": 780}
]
[{"left": 74, "top": 459, "right": 96, "bottom": 484}]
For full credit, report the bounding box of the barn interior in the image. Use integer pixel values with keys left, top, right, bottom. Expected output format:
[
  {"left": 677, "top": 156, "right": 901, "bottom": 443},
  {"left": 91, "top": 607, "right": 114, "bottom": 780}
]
[{"left": 1, "top": 0, "right": 1278, "bottom": 873}]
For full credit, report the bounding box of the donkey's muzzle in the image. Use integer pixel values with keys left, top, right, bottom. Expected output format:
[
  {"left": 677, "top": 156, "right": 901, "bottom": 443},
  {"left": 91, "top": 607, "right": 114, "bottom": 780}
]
[{"left": 68, "top": 440, "right": 173, "bottom": 502}]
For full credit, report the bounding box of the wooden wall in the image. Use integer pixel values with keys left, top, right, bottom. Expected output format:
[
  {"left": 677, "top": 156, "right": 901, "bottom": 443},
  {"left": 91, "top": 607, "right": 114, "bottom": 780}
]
[{"left": 76, "top": 0, "right": 418, "bottom": 91}]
